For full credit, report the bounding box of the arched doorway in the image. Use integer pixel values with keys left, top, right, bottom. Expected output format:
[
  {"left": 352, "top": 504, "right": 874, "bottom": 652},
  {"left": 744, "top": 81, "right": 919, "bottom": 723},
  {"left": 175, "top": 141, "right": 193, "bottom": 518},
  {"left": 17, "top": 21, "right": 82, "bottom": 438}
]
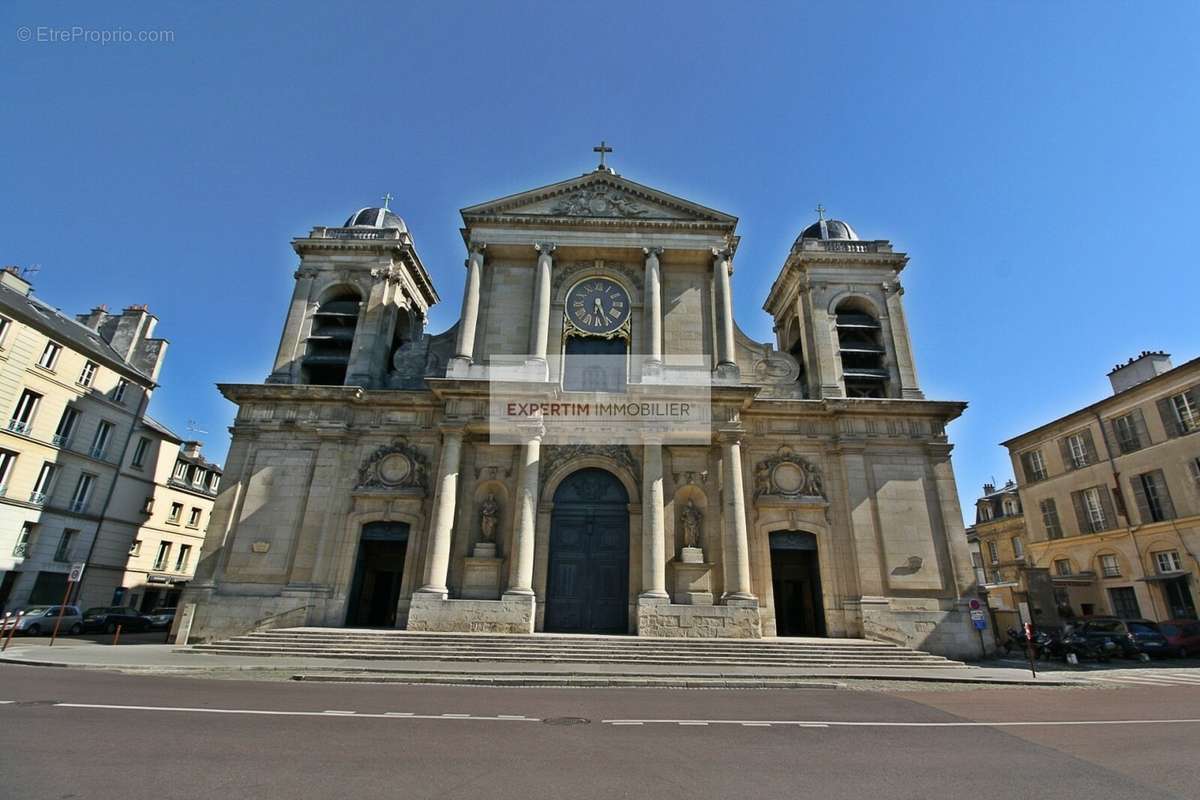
[
  {"left": 770, "top": 530, "right": 826, "bottom": 636},
  {"left": 545, "top": 468, "right": 630, "bottom": 634},
  {"left": 346, "top": 521, "right": 410, "bottom": 627}
]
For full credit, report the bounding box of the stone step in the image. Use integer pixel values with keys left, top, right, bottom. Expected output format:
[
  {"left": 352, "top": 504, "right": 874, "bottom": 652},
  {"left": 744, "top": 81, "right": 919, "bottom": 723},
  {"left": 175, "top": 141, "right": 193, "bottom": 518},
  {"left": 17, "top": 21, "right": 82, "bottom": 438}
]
[
  {"left": 233, "top": 633, "right": 915, "bottom": 652},
  {"left": 226, "top": 637, "right": 917, "bottom": 654},
  {"left": 249, "top": 629, "right": 910, "bottom": 647}
]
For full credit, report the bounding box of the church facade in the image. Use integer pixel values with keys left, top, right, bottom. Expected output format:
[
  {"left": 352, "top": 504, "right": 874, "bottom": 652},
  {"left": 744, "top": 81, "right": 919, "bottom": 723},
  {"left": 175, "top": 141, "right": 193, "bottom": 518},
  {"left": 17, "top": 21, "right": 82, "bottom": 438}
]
[{"left": 183, "top": 160, "right": 984, "bottom": 659}]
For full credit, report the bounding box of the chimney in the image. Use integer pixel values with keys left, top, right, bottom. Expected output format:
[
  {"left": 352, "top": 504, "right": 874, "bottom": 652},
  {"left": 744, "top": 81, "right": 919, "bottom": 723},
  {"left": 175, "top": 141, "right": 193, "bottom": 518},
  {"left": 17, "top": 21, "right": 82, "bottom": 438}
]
[
  {"left": 0, "top": 266, "right": 32, "bottom": 296},
  {"left": 983, "top": 482, "right": 996, "bottom": 496},
  {"left": 182, "top": 440, "right": 203, "bottom": 458},
  {"left": 76, "top": 304, "right": 110, "bottom": 331},
  {"left": 1108, "top": 351, "right": 1173, "bottom": 394}
]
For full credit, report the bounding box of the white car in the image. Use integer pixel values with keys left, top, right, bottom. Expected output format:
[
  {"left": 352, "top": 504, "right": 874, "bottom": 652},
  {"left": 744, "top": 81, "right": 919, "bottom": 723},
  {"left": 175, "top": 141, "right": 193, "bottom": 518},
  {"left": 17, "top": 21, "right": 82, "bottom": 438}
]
[{"left": 1, "top": 605, "right": 84, "bottom": 636}]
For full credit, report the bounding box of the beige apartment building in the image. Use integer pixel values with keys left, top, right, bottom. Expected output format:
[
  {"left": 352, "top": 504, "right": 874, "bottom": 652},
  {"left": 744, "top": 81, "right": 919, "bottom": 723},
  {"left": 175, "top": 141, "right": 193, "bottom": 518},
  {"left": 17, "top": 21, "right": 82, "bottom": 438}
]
[
  {"left": 964, "top": 481, "right": 1028, "bottom": 630},
  {"left": 1003, "top": 351, "right": 1200, "bottom": 624},
  {"left": 0, "top": 266, "right": 221, "bottom": 614}
]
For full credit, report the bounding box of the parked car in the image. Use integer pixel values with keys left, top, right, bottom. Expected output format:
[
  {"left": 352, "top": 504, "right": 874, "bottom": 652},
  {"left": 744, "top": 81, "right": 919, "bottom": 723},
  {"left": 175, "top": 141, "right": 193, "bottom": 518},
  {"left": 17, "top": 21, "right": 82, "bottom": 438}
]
[
  {"left": 1157, "top": 619, "right": 1200, "bottom": 658},
  {"left": 146, "top": 606, "right": 177, "bottom": 630},
  {"left": 1074, "top": 617, "right": 1171, "bottom": 659},
  {"left": 1, "top": 606, "right": 84, "bottom": 636},
  {"left": 82, "top": 606, "right": 152, "bottom": 633}
]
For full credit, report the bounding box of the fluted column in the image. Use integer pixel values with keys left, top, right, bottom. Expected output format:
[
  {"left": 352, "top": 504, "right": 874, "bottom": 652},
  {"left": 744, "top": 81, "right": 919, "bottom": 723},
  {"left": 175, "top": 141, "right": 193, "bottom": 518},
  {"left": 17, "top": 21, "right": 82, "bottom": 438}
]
[
  {"left": 505, "top": 425, "right": 543, "bottom": 596},
  {"left": 528, "top": 242, "right": 555, "bottom": 362},
  {"left": 453, "top": 243, "right": 485, "bottom": 364},
  {"left": 417, "top": 426, "right": 464, "bottom": 596},
  {"left": 642, "top": 247, "right": 663, "bottom": 365},
  {"left": 641, "top": 439, "right": 668, "bottom": 598},
  {"left": 720, "top": 433, "right": 756, "bottom": 603},
  {"left": 712, "top": 248, "right": 736, "bottom": 371}
]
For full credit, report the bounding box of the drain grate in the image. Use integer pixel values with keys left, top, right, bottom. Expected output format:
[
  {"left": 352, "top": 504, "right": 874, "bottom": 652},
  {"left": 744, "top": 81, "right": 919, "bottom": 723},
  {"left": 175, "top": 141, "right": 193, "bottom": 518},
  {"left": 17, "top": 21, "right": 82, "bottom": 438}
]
[{"left": 542, "top": 716, "right": 591, "bottom": 726}]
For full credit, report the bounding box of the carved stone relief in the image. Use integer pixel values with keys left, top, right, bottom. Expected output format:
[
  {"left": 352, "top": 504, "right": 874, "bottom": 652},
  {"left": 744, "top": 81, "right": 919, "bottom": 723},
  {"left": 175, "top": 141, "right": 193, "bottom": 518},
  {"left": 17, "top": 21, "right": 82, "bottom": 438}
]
[
  {"left": 753, "top": 445, "right": 825, "bottom": 500},
  {"left": 356, "top": 438, "right": 430, "bottom": 494},
  {"left": 550, "top": 186, "right": 649, "bottom": 218}
]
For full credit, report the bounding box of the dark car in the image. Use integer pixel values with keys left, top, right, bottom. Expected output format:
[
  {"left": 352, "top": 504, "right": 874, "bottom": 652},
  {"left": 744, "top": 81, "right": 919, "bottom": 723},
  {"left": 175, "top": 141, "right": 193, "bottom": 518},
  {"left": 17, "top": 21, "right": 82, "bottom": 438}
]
[
  {"left": 1158, "top": 619, "right": 1200, "bottom": 658},
  {"left": 146, "top": 606, "right": 177, "bottom": 630},
  {"left": 82, "top": 606, "right": 152, "bottom": 634},
  {"left": 1075, "top": 617, "right": 1171, "bottom": 659}
]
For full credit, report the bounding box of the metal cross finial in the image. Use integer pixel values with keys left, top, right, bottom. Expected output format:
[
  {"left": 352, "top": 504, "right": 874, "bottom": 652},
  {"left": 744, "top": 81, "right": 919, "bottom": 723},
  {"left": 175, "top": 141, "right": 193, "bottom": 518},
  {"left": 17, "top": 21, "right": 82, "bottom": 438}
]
[
  {"left": 382, "top": 192, "right": 393, "bottom": 210},
  {"left": 593, "top": 140, "right": 613, "bottom": 169},
  {"left": 815, "top": 203, "right": 826, "bottom": 220}
]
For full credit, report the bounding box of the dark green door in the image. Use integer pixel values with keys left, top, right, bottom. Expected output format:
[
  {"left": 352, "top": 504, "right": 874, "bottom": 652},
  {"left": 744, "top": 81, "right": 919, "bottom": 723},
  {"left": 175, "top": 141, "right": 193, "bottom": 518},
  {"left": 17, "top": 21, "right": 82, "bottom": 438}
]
[{"left": 545, "top": 469, "right": 629, "bottom": 634}]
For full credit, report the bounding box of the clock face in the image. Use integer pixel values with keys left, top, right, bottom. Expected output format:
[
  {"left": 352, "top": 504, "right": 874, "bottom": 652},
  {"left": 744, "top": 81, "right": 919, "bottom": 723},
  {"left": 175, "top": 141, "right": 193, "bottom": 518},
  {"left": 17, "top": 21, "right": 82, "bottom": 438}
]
[{"left": 566, "top": 278, "right": 630, "bottom": 335}]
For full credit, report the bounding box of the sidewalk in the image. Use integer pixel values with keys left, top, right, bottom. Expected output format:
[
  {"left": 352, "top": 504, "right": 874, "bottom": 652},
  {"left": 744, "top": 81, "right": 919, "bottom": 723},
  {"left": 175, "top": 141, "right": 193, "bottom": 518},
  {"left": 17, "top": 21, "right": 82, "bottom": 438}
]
[{"left": 0, "top": 639, "right": 1088, "bottom": 687}]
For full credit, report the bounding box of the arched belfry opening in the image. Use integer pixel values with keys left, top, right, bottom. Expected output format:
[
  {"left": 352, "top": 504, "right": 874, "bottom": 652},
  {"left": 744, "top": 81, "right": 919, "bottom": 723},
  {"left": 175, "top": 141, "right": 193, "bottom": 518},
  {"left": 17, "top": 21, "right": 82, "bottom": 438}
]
[
  {"left": 834, "top": 298, "right": 888, "bottom": 398},
  {"left": 303, "top": 287, "right": 362, "bottom": 386},
  {"left": 544, "top": 468, "right": 630, "bottom": 634}
]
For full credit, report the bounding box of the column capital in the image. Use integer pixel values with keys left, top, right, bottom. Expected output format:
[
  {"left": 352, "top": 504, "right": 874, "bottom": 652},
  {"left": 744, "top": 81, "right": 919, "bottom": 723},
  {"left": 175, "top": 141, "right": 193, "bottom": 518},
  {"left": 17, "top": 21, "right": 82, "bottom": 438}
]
[
  {"left": 438, "top": 422, "right": 467, "bottom": 438},
  {"left": 642, "top": 246, "right": 664, "bottom": 258},
  {"left": 716, "top": 429, "right": 746, "bottom": 446},
  {"left": 534, "top": 241, "right": 557, "bottom": 255},
  {"left": 710, "top": 246, "right": 732, "bottom": 261},
  {"left": 468, "top": 241, "right": 487, "bottom": 257}
]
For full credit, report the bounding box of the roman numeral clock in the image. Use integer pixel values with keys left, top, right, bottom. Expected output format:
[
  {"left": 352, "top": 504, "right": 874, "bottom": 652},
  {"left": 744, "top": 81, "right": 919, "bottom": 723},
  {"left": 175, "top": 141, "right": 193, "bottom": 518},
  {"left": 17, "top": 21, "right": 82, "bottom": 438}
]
[{"left": 565, "top": 278, "right": 631, "bottom": 339}]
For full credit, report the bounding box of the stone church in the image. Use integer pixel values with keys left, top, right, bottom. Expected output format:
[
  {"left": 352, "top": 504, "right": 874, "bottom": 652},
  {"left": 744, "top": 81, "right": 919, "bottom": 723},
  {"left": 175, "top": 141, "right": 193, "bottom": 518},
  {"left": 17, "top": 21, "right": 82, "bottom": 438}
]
[{"left": 184, "top": 155, "right": 984, "bottom": 658}]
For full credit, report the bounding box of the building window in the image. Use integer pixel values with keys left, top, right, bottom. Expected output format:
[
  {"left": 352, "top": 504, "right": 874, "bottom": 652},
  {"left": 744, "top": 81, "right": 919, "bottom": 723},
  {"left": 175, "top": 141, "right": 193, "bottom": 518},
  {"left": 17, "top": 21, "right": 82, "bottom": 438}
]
[
  {"left": 153, "top": 541, "right": 171, "bottom": 571},
  {"left": 209, "top": 473, "right": 220, "bottom": 492},
  {"left": 173, "top": 461, "right": 187, "bottom": 481},
  {"left": 1061, "top": 430, "right": 1095, "bottom": 470},
  {"left": 131, "top": 436, "right": 150, "bottom": 468},
  {"left": 1072, "top": 486, "right": 1114, "bottom": 534},
  {"left": 12, "top": 522, "right": 34, "bottom": 557},
  {"left": 187, "top": 507, "right": 201, "bottom": 528},
  {"left": 1002, "top": 497, "right": 1019, "bottom": 516},
  {"left": 990, "top": 569, "right": 1002, "bottom": 584},
  {"left": 979, "top": 504, "right": 993, "bottom": 522},
  {"left": 192, "top": 468, "right": 205, "bottom": 488},
  {"left": 89, "top": 420, "right": 114, "bottom": 460},
  {"left": 1012, "top": 537, "right": 1025, "bottom": 561},
  {"left": 54, "top": 529, "right": 78, "bottom": 562},
  {"left": 1100, "top": 554, "right": 1121, "bottom": 578},
  {"left": 174, "top": 544, "right": 192, "bottom": 572},
  {"left": 987, "top": 541, "right": 999, "bottom": 564},
  {"left": 112, "top": 378, "right": 129, "bottom": 404},
  {"left": 129, "top": 539, "right": 142, "bottom": 556},
  {"left": 0, "top": 316, "right": 10, "bottom": 346},
  {"left": 1155, "top": 550, "right": 1183, "bottom": 574},
  {"left": 1108, "top": 586, "right": 1141, "bottom": 619},
  {"left": 78, "top": 361, "right": 98, "bottom": 387},
  {"left": 1131, "top": 470, "right": 1176, "bottom": 523},
  {"left": 168, "top": 502, "right": 183, "bottom": 523},
  {"left": 70, "top": 473, "right": 96, "bottom": 513},
  {"left": 1191, "top": 457, "right": 1200, "bottom": 487},
  {"left": 1160, "top": 388, "right": 1200, "bottom": 436},
  {"left": 1111, "top": 410, "right": 1148, "bottom": 454},
  {"left": 38, "top": 340, "right": 62, "bottom": 370},
  {"left": 9, "top": 388, "right": 42, "bottom": 435},
  {"left": 0, "top": 449, "right": 17, "bottom": 495},
  {"left": 141, "top": 496, "right": 154, "bottom": 514},
  {"left": 1054, "top": 558, "right": 1073, "bottom": 576},
  {"left": 1021, "top": 450, "right": 1047, "bottom": 483},
  {"left": 1040, "top": 498, "right": 1063, "bottom": 540},
  {"left": 53, "top": 407, "right": 80, "bottom": 448},
  {"left": 30, "top": 461, "right": 57, "bottom": 504}
]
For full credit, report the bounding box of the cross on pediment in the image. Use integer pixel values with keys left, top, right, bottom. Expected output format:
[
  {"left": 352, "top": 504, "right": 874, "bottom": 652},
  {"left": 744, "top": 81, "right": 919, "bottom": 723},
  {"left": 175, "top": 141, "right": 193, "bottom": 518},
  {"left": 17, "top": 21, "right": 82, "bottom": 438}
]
[{"left": 593, "top": 140, "right": 613, "bottom": 169}]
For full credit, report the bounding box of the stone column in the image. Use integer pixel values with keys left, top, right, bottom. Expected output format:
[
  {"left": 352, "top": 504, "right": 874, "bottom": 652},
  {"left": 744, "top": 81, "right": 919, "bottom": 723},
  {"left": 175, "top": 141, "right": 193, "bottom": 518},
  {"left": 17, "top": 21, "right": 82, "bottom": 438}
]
[
  {"left": 885, "top": 282, "right": 924, "bottom": 399},
  {"left": 712, "top": 248, "right": 737, "bottom": 374},
  {"left": 505, "top": 425, "right": 543, "bottom": 597},
  {"left": 720, "top": 433, "right": 756, "bottom": 603},
  {"left": 268, "top": 268, "right": 317, "bottom": 383},
  {"left": 641, "top": 439, "right": 668, "bottom": 599},
  {"left": 453, "top": 243, "right": 485, "bottom": 366},
  {"left": 642, "top": 247, "right": 663, "bottom": 365},
  {"left": 528, "top": 242, "right": 555, "bottom": 363},
  {"left": 417, "top": 426, "right": 464, "bottom": 596}
]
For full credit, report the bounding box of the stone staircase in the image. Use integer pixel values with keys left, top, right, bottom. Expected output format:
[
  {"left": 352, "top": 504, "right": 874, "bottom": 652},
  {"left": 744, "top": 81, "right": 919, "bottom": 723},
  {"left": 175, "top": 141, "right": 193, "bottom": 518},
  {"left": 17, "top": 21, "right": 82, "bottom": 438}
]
[{"left": 191, "top": 627, "right": 963, "bottom": 669}]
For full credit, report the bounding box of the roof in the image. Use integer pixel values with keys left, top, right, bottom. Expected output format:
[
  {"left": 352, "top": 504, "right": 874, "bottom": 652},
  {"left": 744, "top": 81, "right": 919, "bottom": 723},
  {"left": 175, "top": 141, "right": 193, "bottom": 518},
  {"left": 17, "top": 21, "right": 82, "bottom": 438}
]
[
  {"left": 0, "top": 281, "right": 156, "bottom": 384},
  {"left": 140, "top": 415, "right": 182, "bottom": 442}
]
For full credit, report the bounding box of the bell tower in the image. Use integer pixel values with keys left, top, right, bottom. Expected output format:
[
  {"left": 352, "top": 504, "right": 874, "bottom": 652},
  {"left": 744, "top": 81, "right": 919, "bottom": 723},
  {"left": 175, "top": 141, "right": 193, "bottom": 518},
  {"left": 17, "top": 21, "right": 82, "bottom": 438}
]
[{"left": 763, "top": 212, "right": 923, "bottom": 401}]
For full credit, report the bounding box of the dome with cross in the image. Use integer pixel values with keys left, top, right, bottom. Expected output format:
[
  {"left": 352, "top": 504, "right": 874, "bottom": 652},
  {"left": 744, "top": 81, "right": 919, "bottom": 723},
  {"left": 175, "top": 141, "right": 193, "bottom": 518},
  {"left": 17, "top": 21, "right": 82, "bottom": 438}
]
[
  {"left": 796, "top": 205, "right": 858, "bottom": 244},
  {"left": 344, "top": 194, "right": 407, "bottom": 231}
]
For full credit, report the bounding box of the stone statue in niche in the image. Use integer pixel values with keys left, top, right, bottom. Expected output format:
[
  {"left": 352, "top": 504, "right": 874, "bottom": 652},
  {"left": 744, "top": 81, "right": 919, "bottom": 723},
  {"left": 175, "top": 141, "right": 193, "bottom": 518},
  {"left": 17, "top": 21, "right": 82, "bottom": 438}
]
[
  {"left": 680, "top": 500, "right": 703, "bottom": 550},
  {"left": 479, "top": 493, "right": 500, "bottom": 543}
]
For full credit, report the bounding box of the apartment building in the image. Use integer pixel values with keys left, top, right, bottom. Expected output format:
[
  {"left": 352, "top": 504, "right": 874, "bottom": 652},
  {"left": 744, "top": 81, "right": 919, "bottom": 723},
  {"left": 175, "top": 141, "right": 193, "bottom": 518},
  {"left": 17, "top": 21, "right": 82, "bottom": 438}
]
[
  {"left": 1002, "top": 351, "right": 1200, "bottom": 624},
  {"left": 0, "top": 267, "right": 167, "bottom": 610}
]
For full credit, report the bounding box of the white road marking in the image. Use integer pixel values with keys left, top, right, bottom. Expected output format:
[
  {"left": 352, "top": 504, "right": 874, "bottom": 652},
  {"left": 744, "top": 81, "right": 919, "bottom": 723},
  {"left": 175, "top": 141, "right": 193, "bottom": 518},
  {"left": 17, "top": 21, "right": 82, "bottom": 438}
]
[
  {"left": 0, "top": 700, "right": 14, "bottom": 705},
  {"left": 678, "top": 721, "right": 709, "bottom": 726},
  {"left": 384, "top": 712, "right": 413, "bottom": 716},
  {"left": 41, "top": 703, "right": 540, "bottom": 723},
  {"left": 601, "top": 718, "right": 1200, "bottom": 728}
]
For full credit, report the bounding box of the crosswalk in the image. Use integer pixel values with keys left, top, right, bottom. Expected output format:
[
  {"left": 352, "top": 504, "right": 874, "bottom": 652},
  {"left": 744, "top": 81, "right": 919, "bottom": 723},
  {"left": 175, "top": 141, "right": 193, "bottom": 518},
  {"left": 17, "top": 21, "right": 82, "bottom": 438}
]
[{"left": 1085, "top": 670, "right": 1200, "bottom": 687}]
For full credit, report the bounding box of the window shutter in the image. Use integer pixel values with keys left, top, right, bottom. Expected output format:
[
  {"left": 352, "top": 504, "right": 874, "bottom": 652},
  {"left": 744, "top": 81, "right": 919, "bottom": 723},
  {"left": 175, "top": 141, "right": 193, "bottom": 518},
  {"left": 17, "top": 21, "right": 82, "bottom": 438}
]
[
  {"left": 1129, "top": 474, "right": 1152, "bottom": 525},
  {"left": 1097, "top": 486, "right": 1117, "bottom": 531},
  {"left": 1102, "top": 418, "right": 1121, "bottom": 456},
  {"left": 1071, "top": 490, "right": 1090, "bottom": 535},
  {"left": 1082, "top": 429, "right": 1099, "bottom": 464},
  {"left": 1152, "top": 470, "right": 1176, "bottom": 520},
  {"left": 1158, "top": 397, "right": 1182, "bottom": 437},
  {"left": 1058, "top": 437, "right": 1075, "bottom": 470},
  {"left": 1131, "top": 408, "right": 1150, "bottom": 449},
  {"left": 1020, "top": 452, "right": 1036, "bottom": 483}
]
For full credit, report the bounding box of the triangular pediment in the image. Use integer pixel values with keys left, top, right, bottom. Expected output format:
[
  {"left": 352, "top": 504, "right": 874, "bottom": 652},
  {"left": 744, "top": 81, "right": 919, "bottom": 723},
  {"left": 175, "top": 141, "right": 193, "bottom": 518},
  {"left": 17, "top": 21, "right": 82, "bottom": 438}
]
[{"left": 461, "top": 170, "right": 737, "bottom": 228}]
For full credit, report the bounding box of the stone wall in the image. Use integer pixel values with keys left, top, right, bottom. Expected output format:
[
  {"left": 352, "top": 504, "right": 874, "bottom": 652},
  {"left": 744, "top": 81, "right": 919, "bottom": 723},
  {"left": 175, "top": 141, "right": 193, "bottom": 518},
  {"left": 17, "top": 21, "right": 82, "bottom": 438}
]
[
  {"left": 406, "top": 593, "right": 535, "bottom": 634},
  {"left": 636, "top": 599, "right": 763, "bottom": 638}
]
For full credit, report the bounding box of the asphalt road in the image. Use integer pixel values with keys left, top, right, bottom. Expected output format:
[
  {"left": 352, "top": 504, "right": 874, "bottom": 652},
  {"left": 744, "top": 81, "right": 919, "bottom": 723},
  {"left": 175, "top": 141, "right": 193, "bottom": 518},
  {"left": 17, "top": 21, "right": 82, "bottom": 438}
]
[{"left": 1, "top": 665, "right": 1198, "bottom": 800}]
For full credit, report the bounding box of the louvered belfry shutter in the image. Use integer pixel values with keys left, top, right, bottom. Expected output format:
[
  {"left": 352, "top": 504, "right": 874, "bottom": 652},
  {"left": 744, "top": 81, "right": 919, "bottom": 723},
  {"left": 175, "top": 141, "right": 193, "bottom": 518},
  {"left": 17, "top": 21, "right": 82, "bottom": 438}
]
[
  {"left": 1071, "top": 490, "right": 1091, "bottom": 534},
  {"left": 1129, "top": 474, "right": 1153, "bottom": 525},
  {"left": 1097, "top": 486, "right": 1117, "bottom": 531},
  {"left": 1158, "top": 397, "right": 1182, "bottom": 437}
]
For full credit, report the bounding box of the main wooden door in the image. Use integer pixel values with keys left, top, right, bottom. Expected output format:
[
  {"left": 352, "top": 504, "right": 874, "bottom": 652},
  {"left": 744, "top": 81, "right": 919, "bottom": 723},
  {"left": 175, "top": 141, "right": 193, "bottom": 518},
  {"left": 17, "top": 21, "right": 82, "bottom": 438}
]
[
  {"left": 545, "top": 468, "right": 630, "bottom": 634},
  {"left": 346, "top": 521, "right": 410, "bottom": 628}
]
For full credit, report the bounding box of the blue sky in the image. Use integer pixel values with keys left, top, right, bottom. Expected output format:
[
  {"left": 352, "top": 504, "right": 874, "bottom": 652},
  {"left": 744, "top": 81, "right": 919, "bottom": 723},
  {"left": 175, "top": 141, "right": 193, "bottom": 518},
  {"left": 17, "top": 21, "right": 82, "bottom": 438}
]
[{"left": 3, "top": 2, "right": 1198, "bottom": 522}]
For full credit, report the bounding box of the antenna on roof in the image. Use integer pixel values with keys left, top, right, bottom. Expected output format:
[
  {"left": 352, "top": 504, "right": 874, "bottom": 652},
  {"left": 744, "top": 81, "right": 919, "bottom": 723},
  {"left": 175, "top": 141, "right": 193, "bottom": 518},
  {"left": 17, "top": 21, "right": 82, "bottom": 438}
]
[
  {"left": 19, "top": 264, "right": 41, "bottom": 279},
  {"left": 186, "top": 419, "right": 209, "bottom": 435}
]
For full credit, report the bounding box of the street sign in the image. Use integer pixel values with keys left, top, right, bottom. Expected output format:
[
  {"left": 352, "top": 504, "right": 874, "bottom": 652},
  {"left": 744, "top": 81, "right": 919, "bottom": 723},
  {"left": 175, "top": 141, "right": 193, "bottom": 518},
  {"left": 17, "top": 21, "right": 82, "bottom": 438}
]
[
  {"left": 973, "top": 618, "right": 987, "bottom": 630},
  {"left": 970, "top": 607, "right": 986, "bottom": 630},
  {"left": 969, "top": 598, "right": 981, "bottom": 611},
  {"left": 68, "top": 562, "right": 86, "bottom": 583},
  {"left": 969, "top": 608, "right": 985, "bottom": 621}
]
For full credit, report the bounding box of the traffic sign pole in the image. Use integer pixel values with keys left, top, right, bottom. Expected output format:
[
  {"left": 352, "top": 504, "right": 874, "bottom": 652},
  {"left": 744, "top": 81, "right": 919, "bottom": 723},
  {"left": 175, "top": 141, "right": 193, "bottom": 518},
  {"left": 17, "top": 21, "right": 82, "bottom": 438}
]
[{"left": 50, "top": 563, "right": 87, "bottom": 647}]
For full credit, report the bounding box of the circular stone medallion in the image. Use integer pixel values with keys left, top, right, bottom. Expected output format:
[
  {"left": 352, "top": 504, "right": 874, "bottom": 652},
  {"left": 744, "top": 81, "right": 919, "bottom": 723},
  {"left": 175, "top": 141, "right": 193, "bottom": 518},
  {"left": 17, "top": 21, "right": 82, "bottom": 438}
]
[
  {"left": 378, "top": 453, "right": 412, "bottom": 485},
  {"left": 771, "top": 462, "right": 805, "bottom": 495}
]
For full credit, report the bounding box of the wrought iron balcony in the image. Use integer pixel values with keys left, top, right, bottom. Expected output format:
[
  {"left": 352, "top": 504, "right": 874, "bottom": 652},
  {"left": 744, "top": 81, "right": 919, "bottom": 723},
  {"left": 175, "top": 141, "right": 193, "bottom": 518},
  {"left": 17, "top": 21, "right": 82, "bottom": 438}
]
[
  {"left": 29, "top": 491, "right": 47, "bottom": 505},
  {"left": 7, "top": 419, "right": 31, "bottom": 435}
]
